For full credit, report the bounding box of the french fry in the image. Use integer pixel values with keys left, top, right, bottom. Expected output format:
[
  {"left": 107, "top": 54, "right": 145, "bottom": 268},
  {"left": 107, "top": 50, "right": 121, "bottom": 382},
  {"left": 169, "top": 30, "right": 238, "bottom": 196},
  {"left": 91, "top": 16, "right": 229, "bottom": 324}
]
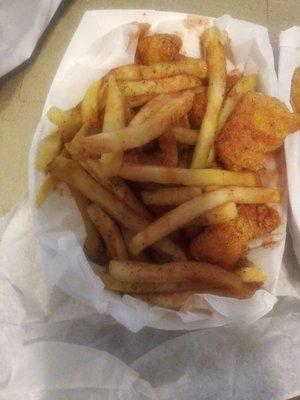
[
  {"left": 140, "top": 58, "right": 207, "bottom": 79},
  {"left": 98, "top": 272, "right": 218, "bottom": 293},
  {"left": 129, "top": 94, "right": 170, "bottom": 126},
  {"left": 49, "top": 157, "right": 186, "bottom": 261},
  {"left": 119, "top": 164, "right": 258, "bottom": 186},
  {"left": 36, "top": 131, "right": 62, "bottom": 171},
  {"left": 65, "top": 123, "right": 90, "bottom": 160},
  {"left": 87, "top": 204, "right": 128, "bottom": 261},
  {"left": 81, "top": 91, "right": 194, "bottom": 155},
  {"left": 171, "top": 127, "right": 198, "bottom": 145},
  {"left": 81, "top": 80, "right": 101, "bottom": 133},
  {"left": 217, "top": 74, "right": 258, "bottom": 133},
  {"left": 70, "top": 188, "right": 106, "bottom": 264},
  {"left": 189, "top": 202, "right": 238, "bottom": 226},
  {"left": 36, "top": 175, "right": 54, "bottom": 207},
  {"left": 99, "top": 75, "right": 126, "bottom": 176},
  {"left": 118, "top": 75, "right": 202, "bottom": 97},
  {"left": 142, "top": 186, "right": 202, "bottom": 206},
  {"left": 126, "top": 95, "right": 155, "bottom": 108},
  {"left": 192, "top": 27, "right": 227, "bottom": 168},
  {"left": 129, "top": 187, "right": 281, "bottom": 254},
  {"left": 85, "top": 159, "right": 151, "bottom": 220},
  {"left": 109, "top": 260, "right": 244, "bottom": 293},
  {"left": 46, "top": 105, "right": 82, "bottom": 134}
]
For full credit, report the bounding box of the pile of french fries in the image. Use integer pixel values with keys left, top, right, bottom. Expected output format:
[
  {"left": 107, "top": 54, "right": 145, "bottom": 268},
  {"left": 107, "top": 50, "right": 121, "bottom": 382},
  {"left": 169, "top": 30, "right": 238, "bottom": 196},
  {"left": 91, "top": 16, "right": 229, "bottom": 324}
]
[{"left": 36, "top": 25, "right": 280, "bottom": 310}]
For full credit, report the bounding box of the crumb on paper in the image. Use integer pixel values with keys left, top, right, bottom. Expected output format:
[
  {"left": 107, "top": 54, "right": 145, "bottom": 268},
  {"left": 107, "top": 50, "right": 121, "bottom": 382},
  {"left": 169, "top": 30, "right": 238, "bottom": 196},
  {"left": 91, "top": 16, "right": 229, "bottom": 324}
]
[{"left": 184, "top": 15, "right": 209, "bottom": 30}]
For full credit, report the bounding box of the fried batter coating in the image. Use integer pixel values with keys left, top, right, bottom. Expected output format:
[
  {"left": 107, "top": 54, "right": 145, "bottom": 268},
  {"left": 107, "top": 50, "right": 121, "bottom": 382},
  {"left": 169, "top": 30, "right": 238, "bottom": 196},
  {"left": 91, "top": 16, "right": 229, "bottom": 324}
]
[
  {"left": 216, "top": 92, "right": 300, "bottom": 171},
  {"left": 189, "top": 204, "right": 280, "bottom": 270},
  {"left": 189, "top": 87, "right": 207, "bottom": 129},
  {"left": 136, "top": 34, "right": 182, "bottom": 65}
]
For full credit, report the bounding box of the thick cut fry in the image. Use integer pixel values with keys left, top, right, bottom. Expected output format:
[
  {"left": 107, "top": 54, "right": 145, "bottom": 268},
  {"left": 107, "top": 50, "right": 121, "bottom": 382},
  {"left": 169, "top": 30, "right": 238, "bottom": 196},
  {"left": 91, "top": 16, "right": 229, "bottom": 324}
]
[
  {"left": 119, "top": 164, "right": 258, "bottom": 186},
  {"left": 129, "top": 187, "right": 281, "bottom": 255},
  {"left": 291, "top": 66, "right": 300, "bottom": 113},
  {"left": 217, "top": 74, "right": 258, "bottom": 133},
  {"left": 70, "top": 188, "right": 105, "bottom": 264},
  {"left": 81, "top": 91, "right": 194, "bottom": 155},
  {"left": 100, "top": 75, "right": 126, "bottom": 176},
  {"left": 87, "top": 204, "right": 128, "bottom": 261},
  {"left": 36, "top": 131, "right": 62, "bottom": 171},
  {"left": 49, "top": 157, "right": 185, "bottom": 261},
  {"left": 81, "top": 80, "right": 101, "bottom": 132},
  {"left": 172, "top": 127, "right": 198, "bottom": 145},
  {"left": 142, "top": 186, "right": 202, "bottom": 206},
  {"left": 137, "top": 33, "right": 182, "bottom": 65},
  {"left": 109, "top": 260, "right": 244, "bottom": 293},
  {"left": 118, "top": 75, "right": 201, "bottom": 97},
  {"left": 36, "top": 175, "right": 54, "bottom": 207},
  {"left": 85, "top": 159, "right": 151, "bottom": 220},
  {"left": 192, "top": 27, "right": 226, "bottom": 168},
  {"left": 140, "top": 58, "right": 207, "bottom": 79}
]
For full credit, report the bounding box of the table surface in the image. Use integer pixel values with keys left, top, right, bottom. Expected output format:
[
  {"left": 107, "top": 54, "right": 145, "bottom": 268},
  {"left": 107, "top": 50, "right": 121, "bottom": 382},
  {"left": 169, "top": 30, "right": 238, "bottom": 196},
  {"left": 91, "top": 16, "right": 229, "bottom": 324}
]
[{"left": 0, "top": 0, "right": 299, "bottom": 216}]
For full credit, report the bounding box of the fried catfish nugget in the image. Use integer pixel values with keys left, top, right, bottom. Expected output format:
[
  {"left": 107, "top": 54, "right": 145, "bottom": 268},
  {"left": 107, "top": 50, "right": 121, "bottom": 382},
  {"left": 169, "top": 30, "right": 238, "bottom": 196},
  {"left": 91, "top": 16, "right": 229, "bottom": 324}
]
[
  {"left": 189, "top": 204, "right": 280, "bottom": 270},
  {"left": 216, "top": 92, "right": 300, "bottom": 171},
  {"left": 136, "top": 34, "right": 182, "bottom": 65}
]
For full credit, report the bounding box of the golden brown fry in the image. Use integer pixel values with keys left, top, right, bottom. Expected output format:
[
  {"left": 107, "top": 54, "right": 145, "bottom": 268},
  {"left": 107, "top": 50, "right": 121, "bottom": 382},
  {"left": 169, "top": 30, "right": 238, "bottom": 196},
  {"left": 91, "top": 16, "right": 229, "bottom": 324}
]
[
  {"left": 65, "top": 123, "right": 90, "bottom": 160},
  {"left": 192, "top": 27, "right": 227, "bottom": 168},
  {"left": 87, "top": 204, "right": 128, "bottom": 261},
  {"left": 291, "top": 66, "right": 300, "bottom": 113},
  {"left": 171, "top": 127, "right": 198, "bottom": 145},
  {"left": 85, "top": 159, "right": 151, "bottom": 220},
  {"left": 118, "top": 75, "right": 201, "bottom": 97},
  {"left": 140, "top": 58, "right": 207, "bottom": 79},
  {"left": 47, "top": 106, "right": 82, "bottom": 143},
  {"left": 100, "top": 75, "right": 126, "bottom": 176},
  {"left": 70, "top": 188, "right": 105, "bottom": 264},
  {"left": 129, "top": 94, "right": 169, "bottom": 126},
  {"left": 137, "top": 33, "right": 182, "bottom": 65},
  {"left": 81, "top": 80, "right": 101, "bottom": 133},
  {"left": 141, "top": 186, "right": 202, "bottom": 206},
  {"left": 129, "top": 187, "right": 281, "bottom": 255},
  {"left": 98, "top": 271, "right": 219, "bottom": 293},
  {"left": 109, "top": 260, "right": 244, "bottom": 293},
  {"left": 189, "top": 202, "right": 238, "bottom": 226},
  {"left": 81, "top": 91, "right": 194, "bottom": 155},
  {"left": 119, "top": 164, "right": 258, "bottom": 186},
  {"left": 49, "top": 157, "right": 185, "bottom": 261},
  {"left": 113, "top": 64, "right": 142, "bottom": 80},
  {"left": 36, "top": 131, "right": 62, "bottom": 171}
]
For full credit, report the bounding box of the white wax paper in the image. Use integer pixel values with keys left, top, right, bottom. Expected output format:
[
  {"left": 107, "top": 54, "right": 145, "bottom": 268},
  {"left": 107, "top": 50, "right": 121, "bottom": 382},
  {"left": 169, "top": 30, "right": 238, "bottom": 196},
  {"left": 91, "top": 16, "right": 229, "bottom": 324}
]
[
  {"left": 0, "top": 0, "right": 61, "bottom": 77},
  {"left": 29, "top": 10, "right": 290, "bottom": 331},
  {"left": 279, "top": 26, "right": 300, "bottom": 265},
  {"left": 0, "top": 198, "right": 300, "bottom": 399}
]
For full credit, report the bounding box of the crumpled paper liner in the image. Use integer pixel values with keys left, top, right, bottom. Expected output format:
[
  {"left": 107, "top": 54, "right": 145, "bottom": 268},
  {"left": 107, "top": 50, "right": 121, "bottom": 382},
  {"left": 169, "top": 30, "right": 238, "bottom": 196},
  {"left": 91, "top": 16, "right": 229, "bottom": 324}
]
[{"left": 29, "top": 10, "right": 288, "bottom": 331}]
